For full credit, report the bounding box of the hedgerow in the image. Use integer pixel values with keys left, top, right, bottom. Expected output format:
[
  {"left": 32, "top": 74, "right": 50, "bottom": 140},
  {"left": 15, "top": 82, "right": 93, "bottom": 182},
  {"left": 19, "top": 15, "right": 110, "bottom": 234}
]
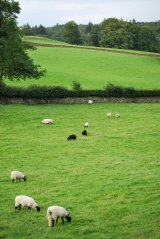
[{"left": 0, "top": 83, "right": 160, "bottom": 98}]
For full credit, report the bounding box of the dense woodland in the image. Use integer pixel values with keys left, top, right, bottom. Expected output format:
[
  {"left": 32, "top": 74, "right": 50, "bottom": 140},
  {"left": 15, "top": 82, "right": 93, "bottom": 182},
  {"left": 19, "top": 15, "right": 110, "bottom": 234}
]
[{"left": 21, "top": 18, "right": 160, "bottom": 53}]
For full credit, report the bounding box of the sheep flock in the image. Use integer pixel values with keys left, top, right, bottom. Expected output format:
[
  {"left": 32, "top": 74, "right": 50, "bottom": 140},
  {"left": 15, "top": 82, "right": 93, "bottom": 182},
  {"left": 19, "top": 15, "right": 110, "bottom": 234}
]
[{"left": 9, "top": 109, "right": 121, "bottom": 228}]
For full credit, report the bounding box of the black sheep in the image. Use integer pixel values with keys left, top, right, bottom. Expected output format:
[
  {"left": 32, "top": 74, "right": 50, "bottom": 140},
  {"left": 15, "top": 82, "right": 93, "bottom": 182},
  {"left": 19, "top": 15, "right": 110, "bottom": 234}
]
[
  {"left": 67, "top": 134, "right": 77, "bottom": 141},
  {"left": 82, "top": 130, "right": 87, "bottom": 136}
]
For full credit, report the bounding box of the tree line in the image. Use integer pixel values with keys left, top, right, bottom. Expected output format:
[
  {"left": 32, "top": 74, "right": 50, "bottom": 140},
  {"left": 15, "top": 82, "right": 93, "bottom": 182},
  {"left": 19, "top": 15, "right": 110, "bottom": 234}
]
[{"left": 22, "top": 18, "right": 160, "bottom": 53}]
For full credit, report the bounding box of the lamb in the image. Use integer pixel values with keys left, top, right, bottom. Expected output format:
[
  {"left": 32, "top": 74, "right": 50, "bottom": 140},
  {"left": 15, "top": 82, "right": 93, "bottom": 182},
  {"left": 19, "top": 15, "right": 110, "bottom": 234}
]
[
  {"left": 41, "top": 119, "right": 53, "bottom": 124},
  {"left": 47, "top": 205, "right": 71, "bottom": 227},
  {"left": 15, "top": 195, "right": 40, "bottom": 212},
  {"left": 115, "top": 113, "right": 120, "bottom": 118},
  {"left": 88, "top": 100, "right": 93, "bottom": 104},
  {"left": 11, "top": 171, "right": 27, "bottom": 182},
  {"left": 82, "top": 130, "right": 87, "bottom": 136},
  {"left": 107, "top": 112, "right": 112, "bottom": 118},
  {"left": 67, "top": 134, "right": 77, "bottom": 141},
  {"left": 84, "top": 122, "right": 89, "bottom": 128}
]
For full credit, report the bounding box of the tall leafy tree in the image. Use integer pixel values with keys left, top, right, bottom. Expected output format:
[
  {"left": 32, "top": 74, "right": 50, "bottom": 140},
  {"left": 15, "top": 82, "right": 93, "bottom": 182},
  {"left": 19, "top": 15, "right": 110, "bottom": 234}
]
[
  {"left": 88, "top": 24, "right": 100, "bottom": 46},
  {"left": 100, "top": 18, "right": 133, "bottom": 49},
  {"left": 63, "top": 21, "right": 82, "bottom": 45},
  {"left": 0, "top": 0, "right": 45, "bottom": 82},
  {"left": 99, "top": 18, "right": 159, "bottom": 52}
]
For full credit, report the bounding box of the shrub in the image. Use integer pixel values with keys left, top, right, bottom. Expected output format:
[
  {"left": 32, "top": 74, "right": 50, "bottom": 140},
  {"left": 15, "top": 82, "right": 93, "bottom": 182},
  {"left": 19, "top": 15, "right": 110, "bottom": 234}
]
[
  {"left": 123, "top": 87, "right": 136, "bottom": 98},
  {"left": 1, "top": 83, "right": 160, "bottom": 99},
  {"left": 71, "top": 81, "right": 82, "bottom": 91},
  {"left": 103, "top": 83, "right": 123, "bottom": 97}
]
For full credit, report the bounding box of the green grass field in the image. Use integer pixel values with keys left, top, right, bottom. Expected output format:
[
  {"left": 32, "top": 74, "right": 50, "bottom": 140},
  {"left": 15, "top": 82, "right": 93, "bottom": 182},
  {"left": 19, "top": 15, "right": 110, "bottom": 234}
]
[
  {"left": 5, "top": 46, "right": 160, "bottom": 90},
  {"left": 0, "top": 103, "right": 160, "bottom": 239},
  {"left": 24, "top": 36, "right": 70, "bottom": 45}
]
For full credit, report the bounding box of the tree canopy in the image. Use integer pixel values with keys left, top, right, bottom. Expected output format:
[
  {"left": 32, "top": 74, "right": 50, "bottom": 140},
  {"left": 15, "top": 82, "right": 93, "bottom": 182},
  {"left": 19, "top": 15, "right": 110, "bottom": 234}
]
[
  {"left": 63, "top": 21, "right": 82, "bottom": 45},
  {"left": 23, "top": 18, "right": 160, "bottom": 53},
  {"left": 0, "top": 0, "right": 45, "bottom": 82}
]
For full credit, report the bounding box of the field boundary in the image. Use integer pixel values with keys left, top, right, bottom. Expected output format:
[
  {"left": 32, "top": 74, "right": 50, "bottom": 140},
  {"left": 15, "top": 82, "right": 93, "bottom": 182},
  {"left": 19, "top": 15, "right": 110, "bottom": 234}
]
[
  {"left": 29, "top": 42, "right": 160, "bottom": 58},
  {"left": 1, "top": 97, "right": 160, "bottom": 104}
]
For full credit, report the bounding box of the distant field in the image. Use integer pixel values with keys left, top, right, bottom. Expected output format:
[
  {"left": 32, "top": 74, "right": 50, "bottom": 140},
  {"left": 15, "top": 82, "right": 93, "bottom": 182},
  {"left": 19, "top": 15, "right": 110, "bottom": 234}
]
[
  {"left": 5, "top": 45, "right": 160, "bottom": 90},
  {"left": 24, "top": 36, "right": 160, "bottom": 55},
  {"left": 0, "top": 103, "right": 160, "bottom": 239},
  {"left": 24, "top": 36, "right": 70, "bottom": 45}
]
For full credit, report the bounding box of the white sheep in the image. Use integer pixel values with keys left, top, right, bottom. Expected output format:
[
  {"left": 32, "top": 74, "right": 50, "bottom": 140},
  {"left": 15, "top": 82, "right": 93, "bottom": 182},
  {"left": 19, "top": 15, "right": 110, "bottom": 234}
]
[
  {"left": 107, "top": 112, "right": 112, "bottom": 118},
  {"left": 115, "top": 113, "right": 120, "bottom": 118},
  {"left": 88, "top": 100, "right": 93, "bottom": 104},
  {"left": 84, "top": 122, "right": 89, "bottom": 128},
  {"left": 11, "top": 171, "right": 27, "bottom": 182},
  {"left": 47, "top": 205, "right": 71, "bottom": 227},
  {"left": 41, "top": 119, "right": 53, "bottom": 124},
  {"left": 15, "top": 195, "right": 40, "bottom": 212}
]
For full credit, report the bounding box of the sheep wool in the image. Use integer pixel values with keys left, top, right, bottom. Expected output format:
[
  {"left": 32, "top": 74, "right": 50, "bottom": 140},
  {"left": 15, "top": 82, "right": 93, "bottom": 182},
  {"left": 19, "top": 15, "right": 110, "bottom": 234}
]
[
  {"left": 47, "top": 206, "right": 71, "bottom": 227},
  {"left": 116, "top": 113, "right": 120, "bottom": 118},
  {"left": 84, "top": 122, "right": 89, "bottom": 128},
  {"left": 107, "top": 112, "right": 112, "bottom": 118},
  {"left": 15, "top": 195, "right": 40, "bottom": 212},
  {"left": 41, "top": 119, "right": 53, "bottom": 124},
  {"left": 88, "top": 100, "right": 93, "bottom": 104},
  {"left": 11, "top": 171, "right": 27, "bottom": 182},
  {"left": 82, "top": 130, "right": 87, "bottom": 136},
  {"left": 67, "top": 134, "right": 77, "bottom": 141}
]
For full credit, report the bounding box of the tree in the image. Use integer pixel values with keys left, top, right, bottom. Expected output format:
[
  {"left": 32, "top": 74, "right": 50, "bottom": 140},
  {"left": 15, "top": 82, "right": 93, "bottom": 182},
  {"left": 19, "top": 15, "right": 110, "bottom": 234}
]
[
  {"left": 63, "top": 21, "right": 82, "bottom": 44},
  {"left": 99, "top": 18, "right": 133, "bottom": 49},
  {"left": 37, "top": 24, "right": 47, "bottom": 35},
  {"left": 88, "top": 24, "right": 100, "bottom": 47},
  {"left": 21, "top": 23, "right": 33, "bottom": 36},
  {"left": 0, "top": 0, "right": 45, "bottom": 82},
  {"left": 85, "top": 22, "right": 93, "bottom": 34}
]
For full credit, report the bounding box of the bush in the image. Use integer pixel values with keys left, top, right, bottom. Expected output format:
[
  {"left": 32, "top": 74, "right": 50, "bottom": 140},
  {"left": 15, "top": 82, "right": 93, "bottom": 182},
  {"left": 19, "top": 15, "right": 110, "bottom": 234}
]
[
  {"left": 71, "top": 81, "right": 82, "bottom": 91},
  {"left": 1, "top": 85, "right": 69, "bottom": 99},
  {"left": 1, "top": 83, "right": 160, "bottom": 99},
  {"left": 123, "top": 87, "right": 136, "bottom": 98},
  {"left": 103, "top": 83, "right": 123, "bottom": 97}
]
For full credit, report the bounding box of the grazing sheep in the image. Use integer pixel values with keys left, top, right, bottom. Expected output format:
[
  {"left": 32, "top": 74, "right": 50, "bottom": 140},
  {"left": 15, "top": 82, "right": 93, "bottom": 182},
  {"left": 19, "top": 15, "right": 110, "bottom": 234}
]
[
  {"left": 15, "top": 195, "right": 40, "bottom": 212},
  {"left": 67, "top": 134, "right": 77, "bottom": 141},
  {"left": 115, "top": 113, "right": 120, "bottom": 118},
  {"left": 84, "top": 122, "right": 89, "bottom": 128},
  {"left": 88, "top": 100, "right": 93, "bottom": 104},
  {"left": 82, "top": 130, "right": 87, "bottom": 136},
  {"left": 47, "top": 205, "right": 71, "bottom": 227},
  {"left": 107, "top": 112, "right": 112, "bottom": 118},
  {"left": 11, "top": 171, "right": 27, "bottom": 183},
  {"left": 41, "top": 119, "right": 53, "bottom": 124}
]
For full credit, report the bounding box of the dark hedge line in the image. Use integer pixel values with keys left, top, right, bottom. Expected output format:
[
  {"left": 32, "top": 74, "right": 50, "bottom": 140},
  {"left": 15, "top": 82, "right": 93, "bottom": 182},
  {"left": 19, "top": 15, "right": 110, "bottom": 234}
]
[{"left": 0, "top": 83, "right": 160, "bottom": 98}]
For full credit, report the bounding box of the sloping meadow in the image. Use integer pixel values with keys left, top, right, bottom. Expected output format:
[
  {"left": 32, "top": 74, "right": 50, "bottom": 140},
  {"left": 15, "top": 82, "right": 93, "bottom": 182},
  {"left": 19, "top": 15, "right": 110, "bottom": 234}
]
[
  {"left": 5, "top": 46, "right": 160, "bottom": 90},
  {"left": 0, "top": 103, "right": 160, "bottom": 239}
]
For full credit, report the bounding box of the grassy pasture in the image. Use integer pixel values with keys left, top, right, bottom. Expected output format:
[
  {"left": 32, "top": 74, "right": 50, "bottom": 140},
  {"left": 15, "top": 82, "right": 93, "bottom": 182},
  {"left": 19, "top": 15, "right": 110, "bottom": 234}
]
[
  {"left": 5, "top": 46, "right": 160, "bottom": 90},
  {"left": 24, "top": 36, "right": 70, "bottom": 45},
  {"left": 0, "top": 103, "right": 160, "bottom": 239},
  {"left": 24, "top": 36, "right": 160, "bottom": 55}
]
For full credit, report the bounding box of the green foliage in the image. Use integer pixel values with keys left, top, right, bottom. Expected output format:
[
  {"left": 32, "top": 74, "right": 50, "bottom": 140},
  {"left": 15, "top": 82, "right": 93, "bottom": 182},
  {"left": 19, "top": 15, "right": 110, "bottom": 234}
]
[
  {"left": 88, "top": 24, "right": 100, "bottom": 47},
  {"left": 104, "top": 83, "right": 123, "bottom": 97},
  {"left": 71, "top": 81, "right": 82, "bottom": 91},
  {"left": 31, "top": 18, "right": 160, "bottom": 53},
  {"left": 63, "top": 21, "right": 82, "bottom": 45},
  {"left": 2, "top": 84, "right": 69, "bottom": 98},
  {"left": 99, "top": 18, "right": 159, "bottom": 52},
  {"left": 0, "top": 0, "right": 45, "bottom": 82},
  {"left": 0, "top": 103, "right": 160, "bottom": 239},
  {"left": 1, "top": 83, "right": 160, "bottom": 98},
  {"left": 46, "top": 24, "right": 65, "bottom": 41}
]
